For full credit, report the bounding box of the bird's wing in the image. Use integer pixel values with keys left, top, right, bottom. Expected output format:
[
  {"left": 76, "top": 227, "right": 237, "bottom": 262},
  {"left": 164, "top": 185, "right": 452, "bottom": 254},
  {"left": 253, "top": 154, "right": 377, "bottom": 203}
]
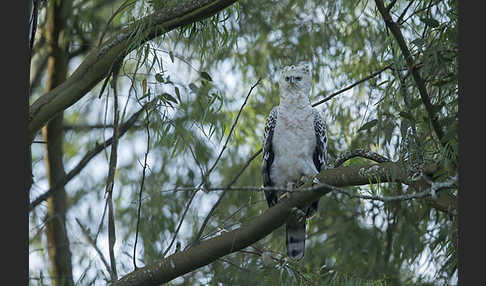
[
  {"left": 312, "top": 108, "right": 328, "bottom": 172},
  {"left": 305, "top": 108, "right": 328, "bottom": 219},
  {"left": 262, "top": 106, "right": 279, "bottom": 207}
]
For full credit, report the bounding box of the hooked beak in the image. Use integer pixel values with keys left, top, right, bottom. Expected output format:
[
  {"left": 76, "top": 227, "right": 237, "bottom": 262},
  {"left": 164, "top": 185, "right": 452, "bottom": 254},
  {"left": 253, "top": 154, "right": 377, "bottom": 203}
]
[{"left": 289, "top": 76, "right": 296, "bottom": 84}]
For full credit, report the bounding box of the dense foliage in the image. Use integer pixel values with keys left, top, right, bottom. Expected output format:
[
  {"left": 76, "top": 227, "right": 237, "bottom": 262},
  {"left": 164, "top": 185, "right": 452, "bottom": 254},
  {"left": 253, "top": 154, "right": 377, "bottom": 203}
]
[{"left": 29, "top": 0, "right": 458, "bottom": 285}]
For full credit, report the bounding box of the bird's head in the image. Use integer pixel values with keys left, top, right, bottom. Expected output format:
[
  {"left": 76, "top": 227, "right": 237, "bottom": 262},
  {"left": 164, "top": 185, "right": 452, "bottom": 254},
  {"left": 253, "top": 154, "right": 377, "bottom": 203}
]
[{"left": 278, "top": 62, "right": 312, "bottom": 95}]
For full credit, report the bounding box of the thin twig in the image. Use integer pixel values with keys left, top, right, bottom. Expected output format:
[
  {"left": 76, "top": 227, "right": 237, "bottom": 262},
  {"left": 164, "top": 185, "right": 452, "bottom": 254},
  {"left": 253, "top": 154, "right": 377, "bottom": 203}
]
[
  {"left": 75, "top": 218, "right": 114, "bottom": 279},
  {"left": 63, "top": 123, "right": 143, "bottom": 131},
  {"left": 332, "top": 149, "right": 391, "bottom": 168},
  {"left": 226, "top": 149, "right": 263, "bottom": 187},
  {"left": 191, "top": 79, "right": 261, "bottom": 245},
  {"left": 161, "top": 190, "right": 198, "bottom": 258},
  {"left": 107, "top": 193, "right": 118, "bottom": 279},
  {"left": 386, "top": 0, "right": 398, "bottom": 12},
  {"left": 97, "top": 0, "right": 136, "bottom": 47},
  {"left": 94, "top": 199, "right": 109, "bottom": 244},
  {"left": 29, "top": 99, "right": 156, "bottom": 212},
  {"left": 420, "top": 0, "right": 434, "bottom": 39},
  {"left": 331, "top": 175, "right": 458, "bottom": 204},
  {"left": 104, "top": 73, "right": 121, "bottom": 280},
  {"left": 375, "top": 0, "right": 445, "bottom": 146},
  {"left": 29, "top": 0, "right": 40, "bottom": 57},
  {"left": 312, "top": 65, "right": 392, "bottom": 107},
  {"left": 203, "top": 78, "right": 262, "bottom": 182},
  {"left": 151, "top": 176, "right": 457, "bottom": 205},
  {"left": 133, "top": 98, "right": 151, "bottom": 270},
  {"left": 396, "top": 0, "right": 416, "bottom": 25},
  {"left": 200, "top": 203, "right": 248, "bottom": 241}
]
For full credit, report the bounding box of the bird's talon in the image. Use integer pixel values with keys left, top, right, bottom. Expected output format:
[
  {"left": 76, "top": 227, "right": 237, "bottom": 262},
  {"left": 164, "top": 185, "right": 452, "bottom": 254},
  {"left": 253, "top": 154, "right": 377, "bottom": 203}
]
[{"left": 291, "top": 207, "right": 306, "bottom": 222}]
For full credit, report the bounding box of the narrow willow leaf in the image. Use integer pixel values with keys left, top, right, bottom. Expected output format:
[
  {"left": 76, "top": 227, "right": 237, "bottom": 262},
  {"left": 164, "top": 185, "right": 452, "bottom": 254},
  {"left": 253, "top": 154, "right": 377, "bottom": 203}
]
[
  {"left": 142, "top": 44, "right": 150, "bottom": 64},
  {"left": 399, "top": 111, "right": 414, "bottom": 121},
  {"left": 200, "top": 71, "right": 213, "bottom": 82},
  {"left": 159, "top": 93, "right": 178, "bottom": 104},
  {"left": 155, "top": 73, "right": 164, "bottom": 83},
  {"left": 142, "top": 78, "right": 147, "bottom": 95},
  {"left": 139, "top": 92, "right": 151, "bottom": 101},
  {"left": 412, "top": 38, "right": 425, "bottom": 47},
  {"left": 189, "top": 83, "right": 199, "bottom": 93},
  {"left": 357, "top": 119, "right": 378, "bottom": 132},
  {"left": 421, "top": 17, "right": 440, "bottom": 28},
  {"left": 174, "top": 86, "right": 181, "bottom": 102},
  {"left": 169, "top": 51, "right": 175, "bottom": 63}
]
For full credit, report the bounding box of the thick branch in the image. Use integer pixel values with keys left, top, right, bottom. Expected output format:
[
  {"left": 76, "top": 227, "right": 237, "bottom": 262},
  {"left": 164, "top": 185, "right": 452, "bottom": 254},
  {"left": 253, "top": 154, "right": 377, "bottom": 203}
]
[
  {"left": 43, "top": 0, "right": 74, "bottom": 285},
  {"left": 28, "top": 0, "right": 237, "bottom": 142},
  {"left": 112, "top": 161, "right": 441, "bottom": 286}
]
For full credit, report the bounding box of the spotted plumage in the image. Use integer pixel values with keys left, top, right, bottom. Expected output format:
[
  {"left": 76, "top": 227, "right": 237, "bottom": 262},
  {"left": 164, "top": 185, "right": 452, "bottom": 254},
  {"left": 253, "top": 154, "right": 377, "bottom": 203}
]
[{"left": 262, "top": 62, "right": 327, "bottom": 259}]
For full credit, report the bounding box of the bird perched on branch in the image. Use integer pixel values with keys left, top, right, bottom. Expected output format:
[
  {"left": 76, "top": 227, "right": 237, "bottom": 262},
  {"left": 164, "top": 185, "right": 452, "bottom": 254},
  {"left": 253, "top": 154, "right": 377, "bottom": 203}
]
[{"left": 261, "top": 62, "right": 327, "bottom": 259}]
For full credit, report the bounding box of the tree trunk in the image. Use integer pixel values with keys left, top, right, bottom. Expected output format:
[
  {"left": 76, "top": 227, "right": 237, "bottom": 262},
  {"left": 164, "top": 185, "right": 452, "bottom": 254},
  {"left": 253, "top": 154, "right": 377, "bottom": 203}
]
[{"left": 42, "top": 0, "right": 74, "bottom": 285}]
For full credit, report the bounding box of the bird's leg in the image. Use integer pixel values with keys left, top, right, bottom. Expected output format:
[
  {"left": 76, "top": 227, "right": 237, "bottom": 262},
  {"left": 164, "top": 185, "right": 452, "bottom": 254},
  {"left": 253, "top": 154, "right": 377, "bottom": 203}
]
[
  {"left": 297, "top": 176, "right": 308, "bottom": 188},
  {"left": 279, "top": 182, "right": 295, "bottom": 200},
  {"left": 305, "top": 176, "right": 321, "bottom": 218},
  {"left": 285, "top": 181, "right": 306, "bottom": 222}
]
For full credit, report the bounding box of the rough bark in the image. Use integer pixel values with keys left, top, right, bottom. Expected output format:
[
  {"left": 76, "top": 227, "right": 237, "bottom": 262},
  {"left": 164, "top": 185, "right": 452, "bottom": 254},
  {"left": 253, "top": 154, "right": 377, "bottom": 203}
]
[
  {"left": 28, "top": 0, "right": 237, "bottom": 142},
  {"left": 42, "top": 0, "right": 74, "bottom": 285}
]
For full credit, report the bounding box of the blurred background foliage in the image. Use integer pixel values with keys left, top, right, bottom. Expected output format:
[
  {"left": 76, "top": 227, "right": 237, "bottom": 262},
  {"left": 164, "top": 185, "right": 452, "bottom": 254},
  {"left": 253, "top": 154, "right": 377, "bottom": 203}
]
[{"left": 29, "top": 0, "right": 458, "bottom": 285}]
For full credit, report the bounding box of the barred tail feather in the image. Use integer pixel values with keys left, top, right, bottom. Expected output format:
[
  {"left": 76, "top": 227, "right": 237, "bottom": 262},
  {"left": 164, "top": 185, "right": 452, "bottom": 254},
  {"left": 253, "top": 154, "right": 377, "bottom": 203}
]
[{"left": 285, "top": 219, "right": 306, "bottom": 260}]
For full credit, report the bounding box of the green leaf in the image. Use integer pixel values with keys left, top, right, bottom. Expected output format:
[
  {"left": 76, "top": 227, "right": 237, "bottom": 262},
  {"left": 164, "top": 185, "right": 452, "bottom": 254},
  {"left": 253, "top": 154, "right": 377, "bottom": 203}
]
[
  {"left": 169, "top": 51, "right": 175, "bottom": 63},
  {"left": 399, "top": 111, "right": 414, "bottom": 121},
  {"left": 357, "top": 119, "right": 378, "bottom": 132},
  {"left": 420, "top": 17, "right": 440, "bottom": 28},
  {"left": 164, "top": 75, "right": 173, "bottom": 85},
  {"left": 188, "top": 83, "right": 199, "bottom": 93},
  {"left": 412, "top": 38, "right": 425, "bottom": 47},
  {"left": 159, "top": 92, "right": 178, "bottom": 104},
  {"left": 174, "top": 86, "right": 181, "bottom": 102},
  {"left": 155, "top": 73, "right": 164, "bottom": 83},
  {"left": 139, "top": 90, "right": 151, "bottom": 101},
  {"left": 142, "top": 44, "right": 150, "bottom": 64},
  {"left": 200, "top": 71, "right": 213, "bottom": 82}
]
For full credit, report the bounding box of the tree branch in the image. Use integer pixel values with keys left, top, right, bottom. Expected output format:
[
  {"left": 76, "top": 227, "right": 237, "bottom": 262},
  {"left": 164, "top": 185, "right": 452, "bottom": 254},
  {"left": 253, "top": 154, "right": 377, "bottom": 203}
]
[
  {"left": 312, "top": 64, "right": 391, "bottom": 107},
  {"left": 104, "top": 72, "right": 121, "bottom": 280},
  {"left": 374, "top": 0, "right": 445, "bottom": 146},
  {"left": 28, "top": 0, "right": 238, "bottom": 143},
  {"left": 112, "top": 161, "right": 449, "bottom": 286},
  {"left": 133, "top": 101, "right": 151, "bottom": 270},
  {"left": 192, "top": 79, "right": 261, "bottom": 244},
  {"left": 332, "top": 148, "right": 391, "bottom": 168},
  {"left": 75, "top": 218, "right": 113, "bottom": 278},
  {"left": 29, "top": 99, "right": 157, "bottom": 212},
  {"left": 161, "top": 189, "right": 199, "bottom": 258}
]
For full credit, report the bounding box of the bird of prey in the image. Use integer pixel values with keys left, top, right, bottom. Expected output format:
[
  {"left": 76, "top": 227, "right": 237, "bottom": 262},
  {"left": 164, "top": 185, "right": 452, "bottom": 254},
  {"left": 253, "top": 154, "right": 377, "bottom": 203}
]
[{"left": 261, "top": 62, "right": 327, "bottom": 260}]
